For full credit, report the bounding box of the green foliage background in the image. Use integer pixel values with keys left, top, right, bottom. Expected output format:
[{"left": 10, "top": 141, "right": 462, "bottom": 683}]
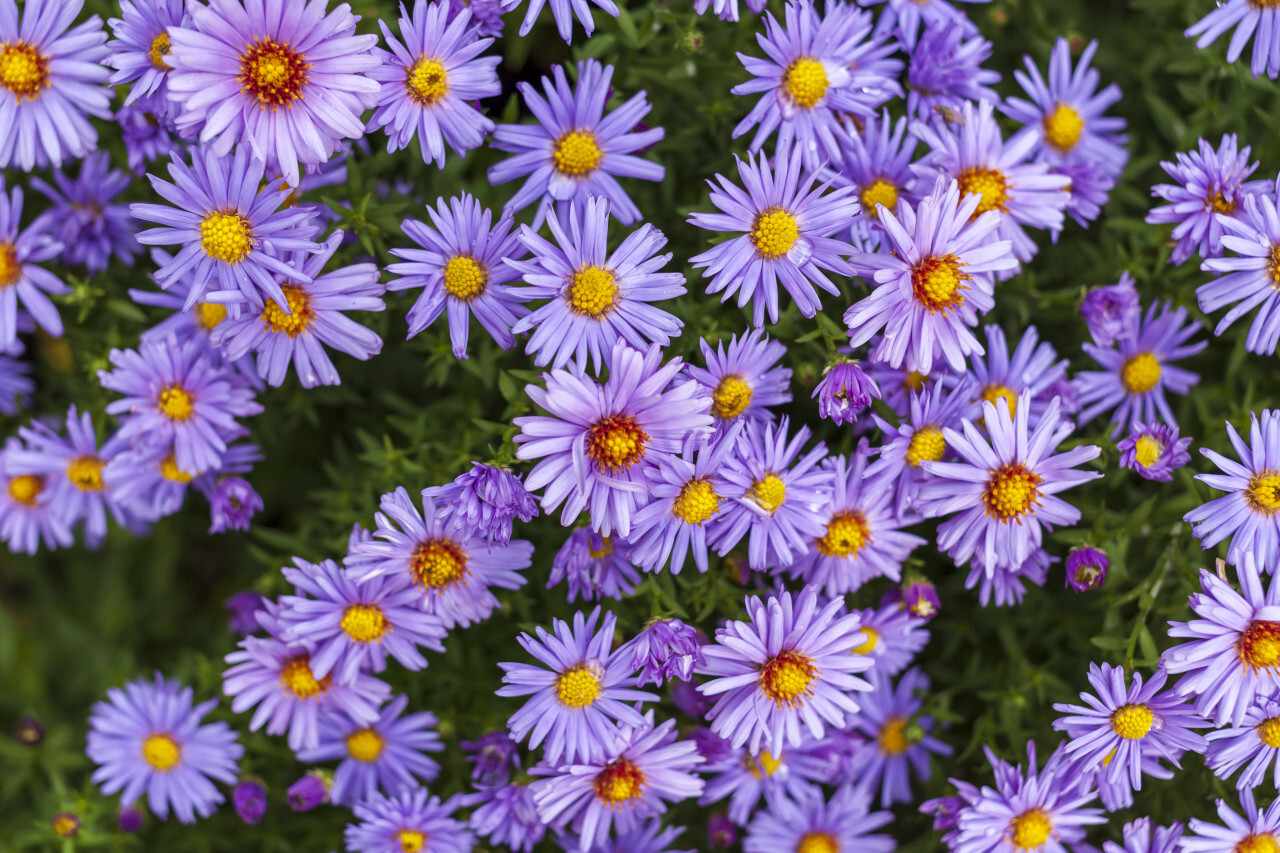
[{"left": 0, "top": 0, "right": 1273, "bottom": 849}]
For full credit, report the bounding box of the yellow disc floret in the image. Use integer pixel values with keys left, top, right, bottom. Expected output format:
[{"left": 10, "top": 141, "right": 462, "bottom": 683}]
[
  {"left": 395, "top": 829, "right": 427, "bottom": 853},
  {"left": 345, "top": 728, "right": 385, "bottom": 762},
  {"left": 797, "top": 832, "right": 841, "bottom": 853},
  {"left": 1237, "top": 834, "right": 1280, "bottom": 853},
  {"left": 196, "top": 301, "right": 228, "bottom": 331},
  {"left": 586, "top": 414, "right": 649, "bottom": 473},
  {"left": 782, "top": 57, "right": 829, "bottom": 109},
  {"left": 341, "top": 603, "right": 391, "bottom": 643},
  {"left": 1257, "top": 717, "right": 1280, "bottom": 749},
  {"left": 1120, "top": 352, "right": 1160, "bottom": 394},
  {"left": 1238, "top": 620, "right": 1280, "bottom": 672},
  {"left": 555, "top": 662, "right": 603, "bottom": 709},
  {"left": 854, "top": 626, "right": 880, "bottom": 655},
  {"left": 279, "top": 654, "right": 332, "bottom": 700},
  {"left": 1248, "top": 473, "right": 1280, "bottom": 515},
  {"left": 443, "top": 255, "right": 487, "bottom": 301},
  {"left": 982, "top": 384, "right": 1019, "bottom": 418},
  {"left": 860, "top": 178, "right": 899, "bottom": 218},
  {"left": 238, "top": 38, "right": 310, "bottom": 109},
  {"left": 0, "top": 41, "right": 50, "bottom": 102},
  {"left": 0, "top": 242, "right": 20, "bottom": 287},
  {"left": 200, "top": 211, "right": 253, "bottom": 264},
  {"left": 160, "top": 453, "right": 195, "bottom": 483},
  {"left": 149, "top": 32, "right": 172, "bottom": 70},
  {"left": 142, "top": 733, "right": 181, "bottom": 771},
  {"left": 553, "top": 130, "right": 603, "bottom": 177},
  {"left": 410, "top": 538, "right": 469, "bottom": 591},
  {"left": 1043, "top": 103, "right": 1084, "bottom": 153},
  {"left": 759, "top": 650, "right": 817, "bottom": 707},
  {"left": 878, "top": 716, "right": 909, "bottom": 756},
  {"left": 911, "top": 253, "right": 970, "bottom": 312},
  {"left": 983, "top": 463, "right": 1043, "bottom": 521},
  {"left": 261, "top": 285, "right": 315, "bottom": 338},
  {"left": 406, "top": 56, "right": 448, "bottom": 106},
  {"left": 712, "top": 375, "right": 753, "bottom": 419},
  {"left": 750, "top": 474, "right": 787, "bottom": 514},
  {"left": 67, "top": 456, "right": 105, "bottom": 492},
  {"left": 906, "top": 425, "right": 946, "bottom": 466},
  {"left": 672, "top": 478, "right": 720, "bottom": 525},
  {"left": 567, "top": 265, "right": 619, "bottom": 317},
  {"left": 816, "top": 510, "right": 871, "bottom": 559},
  {"left": 956, "top": 166, "right": 1011, "bottom": 216},
  {"left": 593, "top": 757, "right": 646, "bottom": 806},
  {"left": 1134, "top": 434, "right": 1164, "bottom": 469},
  {"left": 1008, "top": 807, "right": 1053, "bottom": 850},
  {"left": 158, "top": 385, "right": 195, "bottom": 422},
  {"left": 1110, "top": 703, "right": 1155, "bottom": 740},
  {"left": 751, "top": 207, "right": 800, "bottom": 260}
]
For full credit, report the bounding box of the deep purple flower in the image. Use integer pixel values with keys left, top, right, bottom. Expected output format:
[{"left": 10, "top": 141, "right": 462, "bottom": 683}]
[
  {"left": 207, "top": 477, "right": 262, "bottom": 533},
  {"left": 232, "top": 779, "right": 267, "bottom": 825},
  {"left": 13, "top": 717, "right": 43, "bottom": 746},
  {"left": 905, "top": 21, "right": 999, "bottom": 119},
  {"left": 30, "top": 152, "right": 138, "bottom": 273},
  {"left": 116, "top": 95, "right": 184, "bottom": 175},
  {"left": 1119, "top": 422, "right": 1192, "bottom": 482},
  {"left": 546, "top": 528, "right": 641, "bottom": 602},
  {"left": 286, "top": 772, "right": 329, "bottom": 812},
  {"left": 902, "top": 578, "right": 940, "bottom": 620},
  {"left": 627, "top": 619, "right": 702, "bottom": 686},
  {"left": 426, "top": 462, "right": 538, "bottom": 546},
  {"left": 117, "top": 806, "right": 144, "bottom": 833},
  {"left": 461, "top": 731, "right": 521, "bottom": 786},
  {"left": 1065, "top": 546, "right": 1109, "bottom": 592},
  {"left": 225, "top": 591, "right": 265, "bottom": 636},
  {"left": 708, "top": 813, "right": 737, "bottom": 848},
  {"left": 1081, "top": 272, "right": 1140, "bottom": 347},
  {"left": 813, "top": 359, "right": 879, "bottom": 425}
]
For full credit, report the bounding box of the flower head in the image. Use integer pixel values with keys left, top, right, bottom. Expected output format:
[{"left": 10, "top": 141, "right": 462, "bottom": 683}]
[
  {"left": 744, "top": 783, "right": 893, "bottom": 853},
  {"left": 844, "top": 668, "right": 952, "bottom": 807},
  {"left": 1206, "top": 694, "right": 1280, "bottom": 790},
  {"left": 461, "top": 731, "right": 520, "bottom": 786},
  {"left": 905, "top": 22, "right": 999, "bottom": 119},
  {"left": 0, "top": 178, "right": 68, "bottom": 347},
  {"left": 105, "top": 0, "right": 186, "bottom": 104},
  {"left": 853, "top": 602, "right": 930, "bottom": 677},
  {"left": 1102, "top": 818, "right": 1184, "bottom": 853},
  {"left": 345, "top": 789, "right": 473, "bottom": 853},
  {"left": 30, "top": 152, "right": 138, "bottom": 273},
  {"left": 1065, "top": 546, "right": 1109, "bottom": 592},
  {"left": 1119, "top": 422, "right": 1191, "bottom": 482},
  {"left": 207, "top": 477, "right": 262, "bottom": 533},
  {"left": 687, "top": 329, "right": 791, "bottom": 429},
  {"left": 232, "top": 779, "right": 266, "bottom": 825},
  {"left": 1197, "top": 190, "right": 1280, "bottom": 356},
  {"left": 1187, "top": 0, "right": 1280, "bottom": 79},
  {"left": 426, "top": 462, "right": 538, "bottom": 546},
  {"left": 698, "top": 735, "right": 830, "bottom": 826},
  {"left": 1081, "top": 272, "right": 1140, "bottom": 347},
  {"left": 961, "top": 325, "right": 1069, "bottom": 430},
  {"left": 547, "top": 528, "right": 641, "bottom": 602},
  {"left": 1182, "top": 790, "right": 1280, "bottom": 853},
  {"left": 627, "top": 619, "right": 702, "bottom": 686},
  {"left": 813, "top": 359, "right": 879, "bottom": 426},
  {"left": 465, "top": 783, "right": 545, "bottom": 853}
]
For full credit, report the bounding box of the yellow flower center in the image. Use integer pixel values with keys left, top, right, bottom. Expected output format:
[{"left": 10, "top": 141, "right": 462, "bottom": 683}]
[
  {"left": 956, "top": 166, "right": 1011, "bottom": 216},
  {"left": 395, "top": 829, "right": 427, "bottom": 853},
  {"left": 238, "top": 37, "right": 309, "bottom": 109},
  {"left": 149, "top": 32, "right": 171, "bottom": 70},
  {"left": 797, "top": 832, "right": 840, "bottom": 853},
  {"left": 0, "top": 242, "right": 20, "bottom": 287},
  {"left": 443, "top": 255, "right": 487, "bottom": 301},
  {"left": 853, "top": 626, "right": 879, "bottom": 655},
  {"left": 1134, "top": 434, "right": 1164, "bottom": 469},
  {"left": 1110, "top": 703, "right": 1154, "bottom": 739},
  {"left": 751, "top": 207, "right": 800, "bottom": 260},
  {"left": 1258, "top": 717, "right": 1280, "bottom": 749},
  {"left": 906, "top": 425, "right": 946, "bottom": 466},
  {"left": 1042, "top": 103, "right": 1084, "bottom": 153},
  {"left": 345, "top": 728, "right": 385, "bottom": 762},
  {"left": 51, "top": 815, "right": 79, "bottom": 838},
  {"left": 1120, "top": 352, "right": 1161, "bottom": 394},
  {"left": 261, "top": 285, "right": 314, "bottom": 338},
  {"left": 1237, "top": 834, "right": 1280, "bottom": 853},
  {"left": 67, "top": 456, "right": 105, "bottom": 492},
  {"left": 340, "top": 603, "right": 390, "bottom": 643},
  {"left": 750, "top": 474, "right": 786, "bottom": 514},
  {"left": 1239, "top": 620, "right": 1280, "bottom": 672},
  {"left": 904, "top": 370, "right": 928, "bottom": 391},
  {"left": 200, "top": 211, "right": 253, "bottom": 264},
  {"left": 879, "top": 716, "right": 910, "bottom": 756},
  {"left": 555, "top": 662, "right": 603, "bottom": 709},
  {"left": 586, "top": 414, "right": 649, "bottom": 473},
  {"left": 7, "top": 474, "right": 42, "bottom": 507},
  {"left": 410, "top": 538, "right": 469, "bottom": 591},
  {"left": 1211, "top": 191, "right": 1239, "bottom": 216},
  {"left": 588, "top": 536, "right": 613, "bottom": 559},
  {"left": 158, "top": 385, "right": 195, "bottom": 421},
  {"left": 981, "top": 384, "right": 1019, "bottom": 418},
  {"left": 816, "top": 510, "right": 871, "bottom": 559},
  {"left": 672, "top": 478, "right": 720, "bottom": 525},
  {"left": 1009, "top": 807, "right": 1053, "bottom": 850},
  {"left": 141, "top": 733, "right": 181, "bottom": 770},
  {"left": 160, "top": 453, "right": 194, "bottom": 483},
  {"left": 782, "top": 57, "right": 828, "bottom": 109},
  {"left": 860, "top": 178, "right": 899, "bottom": 218},
  {"left": 983, "top": 463, "right": 1043, "bottom": 521},
  {"left": 279, "top": 654, "right": 331, "bottom": 700},
  {"left": 747, "top": 751, "right": 783, "bottom": 777},
  {"left": 759, "top": 650, "right": 817, "bottom": 707},
  {"left": 1248, "top": 473, "right": 1280, "bottom": 514},
  {"left": 566, "top": 265, "right": 619, "bottom": 317},
  {"left": 911, "top": 253, "right": 969, "bottom": 312},
  {"left": 0, "top": 41, "right": 50, "bottom": 101},
  {"left": 195, "top": 301, "right": 228, "bottom": 331},
  {"left": 406, "top": 56, "right": 447, "bottom": 106},
  {"left": 553, "top": 130, "right": 603, "bottom": 177},
  {"left": 593, "top": 757, "right": 646, "bottom": 806},
  {"left": 712, "top": 374, "right": 753, "bottom": 419}
]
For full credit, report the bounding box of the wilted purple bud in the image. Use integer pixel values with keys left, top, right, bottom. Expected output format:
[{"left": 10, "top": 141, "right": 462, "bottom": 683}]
[
  {"left": 1117, "top": 422, "right": 1192, "bottom": 482},
  {"left": 903, "top": 579, "right": 940, "bottom": 621},
  {"left": 208, "top": 477, "right": 264, "bottom": 533},
  {"left": 708, "top": 813, "right": 737, "bottom": 849},
  {"left": 233, "top": 779, "right": 268, "bottom": 825},
  {"left": 426, "top": 463, "right": 539, "bottom": 545},
  {"left": 1066, "top": 546, "right": 1109, "bottom": 592},
  {"left": 225, "top": 591, "right": 266, "bottom": 636},
  {"left": 460, "top": 730, "right": 521, "bottom": 786},
  {"left": 118, "top": 806, "right": 144, "bottom": 833},
  {"left": 287, "top": 772, "right": 329, "bottom": 812},
  {"left": 690, "top": 727, "right": 734, "bottom": 764},
  {"left": 52, "top": 813, "right": 81, "bottom": 838},
  {"left": 813, "top": 358, "right": 879, "bottom": 426},
  {"left": 921, "top": 795, "right": 965, "bottom": 831},
  {"left": 1080, "top": 273, "right": 1140, "bottom": 346},
  {"left": 13, "top": 717, "right": 43, "bottom": 746},
  {"left": 670, "top": 678, "right": 711, "bottom": 720},
  {"left": 629, "top": 618, "right": 702, "bottom": 686}
]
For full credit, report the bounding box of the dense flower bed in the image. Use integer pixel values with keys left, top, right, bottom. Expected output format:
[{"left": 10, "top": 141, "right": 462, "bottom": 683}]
[{"left": 2, "top": 0, "right": 1279, "bottom": 850}]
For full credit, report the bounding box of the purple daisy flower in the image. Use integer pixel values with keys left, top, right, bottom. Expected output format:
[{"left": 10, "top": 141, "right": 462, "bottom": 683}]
[
  {"left": 853, "top": 603, "right": 929, "bottom": 678},
  {"left": 222, "top": 628, "right": 391, "bottom": 752},
  {"left": 116, "top": 95, "right": 184, "bottom": 175},
  {"left": 465, "top": 783, "right": 545, "bottom": 853},
  {"left": 513, "top": 340, "right": 713, "bottom": 538},
  {"left": 826, "top": 112, "right": 918, "bottom": 250},
  {"left": 87, "top": 675, "right": 242, "bottom": 824},
  {"left": 387, "top": 193, "right": 530, "bottom": 359},
  {"left": 0, "top": 177, "right": 67, "bottom": 347},
  {"left": 346, "top": 789, "right": 473, "bottom": 853},
  {"left": 844, "top": 668, "right": 952, "bottom": 807},
  {"left": 225, "top": 591, "right": 265, "bottom": 636},
  {"left": 275, "top": 557, "right": 447, "bottom": 684},
  {"left": 501, "top": 0, "right": 617, "bottom": 42},
  {"left": 1185, "top": 409, "right": 1280, "bottom": 570},
  {"left": 547, "top": 528, "right": 641, "bottom": 602},
  {"left": 580, "top": 820, "right": 691, "bottom": 853},
  {"left": 905, "top": 22, "right": 999, "bottom": 119},
  {"left": 367, "top": 1, "right": 500, "bottom": 166},
  {"left": 1163, "top": 556, "right": 1280, "bottom": 726},
  {"left": 911, "top": 100, "right": 1071, "bottom": 270},
  {"left": 509, "top": 196, "right": 685, "bottom": 373},
  {"left": 1147, "top": 135, "right": 1266, "bottom": 266},
  {"left": 1055, "top": 158, "right": 1118, "bottom": 236},
  {"left": 105, "top": 0, "right": 186, "bottom": 104},
  {"left": 295, "top": 696, "right": 443, "bottom": 807},
  {"left": 627, "top": 619, "right": 702, "bottom": 686},
  {"left": 688, "top": 141, "right": 859, "bottom": 327},
  {"left": 845, "top": 179, "right": 1016, "bottom": 374},
  {"left": 699, "top": 737, "right": 829, "bottom": 826},
  {"left": 1075, "top": 300, "right": 1205, "bottom": 437},
  {"left": 1182, "top": 790, "right": 1280, "bottom": 853},
  {"left": 530, "top": 715, "right": 704, "bottom": 851},
  {"left": 709, "top": 416, "right": 832, "bottom": 571},
  {"left": 866, "top": 362, "right": 939, "bottom": 415},
  {"left": 745, "top": 783, "right": 892, "bottom": 853},
  {"left": 29, "top": 152, "right": 139, "bottom": 273},
  {"left": 1206, "top": 693, "right": 1280, "bottom": 789},
  {"left": 1187, "top": 0, "right": 1280, "bottom": 79},
  {"left": 918, "top": 394, "right": 1102, "bottom": 576},
  {"left": 444, "top": 0, "right": 505, "bottom": 37},
  {"left": 425, "top": 462, "right": 538, "bottom": 546},
  {"left": 686, "top": 329, "right": 791, "bottom": 428},
  {"left": 731, "top": 1, "right": 900, "bottom": 171},
  {"left": 968, "top": 547, "right": 1053, "bottom": 607},
  {"left": 786, "top": 447, "right": 927, "bottom": 595},
  {"left": 488, "top": 60, "right": 663, "bottom": 226},
  {"left": 961, "top": 325, "right": 1068, "bottom": 430},
  {"left": 1103, "top": 818, "right": 1185, "bottom": 853},
  {"left": 206, "top": 476, "right": 262, "bottom": 533},
  {"left": 131, "top": 145, "right": 319, "bottom": 314},
  {"left": 0, "top": 0, "right": 112, "bottom": 171},
  {"left": 697, "top": 586, "right": 872, "bottom": 754},
  {"left": 1081, "top": 272, "right": 1140, "bottom": 347},
  {"left": 857, "top": 0, "right": 987, "bottom": 48},
  {"left": 1052, "top": 663, "right": 1207, "bottom": 793},
  {"left": 951, "top": 741, "right": 1105, "bottom": 853},
  {"left": 462, "top": 730, "right": 521, "bottom": 786},
  {"left": 1118, "top": 422, "right": 1192, "bottom": 482},
  {"left": 286, "top": 772, "right": 328, "bottom": 811},
  {"left": 1198, "top": 190, "right": 1280, "bottom": 355},
  {"left": 166, "top": 0, "right": 379, "bottom": 188},
  {"left": 346, "top": 486, "right": 534, "bottom": 630},
  {"left": 0, "top": 346, "right": 32, "bottom": 415},
  {"left": 232, "top": 779, "right": 266, "bottom": 825},
  {"left": 1002, "top": 38, "right": 1127, "bottom": 170},
  {"left": 210, "top": 231, "right": 386, "bottom": 388},
  {"left": 497, "top": 607, "right": 656, "bottom": 765},
  {"left": 812, "top": 358, "right": 878, "bottom": 426},
  {"left": 99, "top": 337, "right": 262, "bottom": 476},
  {"left": 103, "top": 441, "right": 258, "bottom": 524},
  {"left": 1065, "top": 546, "right": 1109, "bottom": 592}
]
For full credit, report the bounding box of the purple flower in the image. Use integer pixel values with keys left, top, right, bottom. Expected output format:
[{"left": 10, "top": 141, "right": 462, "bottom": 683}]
[
  {"left": 686, "top": 329, "right": 791, "bottom": 427},
  {"left": 347, "top": 790, "right": 473, "bottom": 853},
  {"left": 445, "top": 0, "right": 505, "bottom": 36},
  {"left": 105, "top": 0, "right": 186, "bottom": 104},
  {"left": 905, "top": 22, "right": 999, "bottom": 119},
  {"left": 29, "top": 152, "right": 138, "bottom": 273},
  {"left": 461, "top": 731, "right": 520, "bottom": 786},
  {"left": 86, "top": 675, "right": 243, "bottom": 823},
  {"left": 1205, "top": 694, "right": 1280, "bottom": 790},
  {"left": 0, "top": 0, "right": 112, "bottom": 171},
  {"left": 744, "top": 783, "right": 893, "bottom": 853},
  {"left": 856, "top": 0, "right": 986, "bottom": 48},
  {"left": 497, "top": 607, "right": 656, "bottom": 765},
  {"left": 286, "top": 772, "right": 329, "bottom": 812},
  {"left": 1103, "top": 818, "right": 1185, "bottom": 853},
  {"left": 117, "top": 806, "right": 144, "bottom": 833},
  {"left": 813, "top": 359, "right": 879, "bottom": 425},
  {"left": 465, "top": 783, "right": 545, "bottom": 853},
  {"left": 488, "top": 60, "right": 662, "bottom": 225},
  {"left": 845, "top": 179, "right": 1016, "bottom": 374},
  {"left": 207, "top": 477, "right": 262, "bottom": 533},
  {"left": 1118, "top": 422, "right": 1192, "bottom": 482},
  {"left": 116, "top": 95, "right": 184, "bottom": 175},
  {"left": 1055, "top": 158, "right": 1118, "bottom": 235},
  {"left": 232, "top": 779, "right": 267, "bottom": 825},
  {"left": 387, "top": 193, "right": 530, "bottom": 358},
  {"left": 1081, "top": 272, "right": 1141, "bottom": 347},
  {"left": 509, "top": 196, "right": 685, "bottom": 373},
  {"left": 1182, "top": 790, "right": 1280, "bottom": 853},
  {"left": 688, "top": 141, "right": 859, "bottom": 327},
  {"left": 708, "top": 814, "right": 736, "bottom": 849},
  {"left": 844, "top": 668, "right": 952, "bottom": 807},
  {"left": 52, "top": 813, "right": 82, "bottom": 838},
  {"left": 1065, "top": 546, "right": 1109, "bottom": 592},
  {"left": 1187, "top": 0, "right": 1280, "bottom": 79},
  {"left": 166, "top": 0, "right": 379, "bottom": 188},
  {"left": 367, "top": 0, "right": 500, "bottom": 166},
  {"left": 547, "top": 528, "right": 641, "bottom": 601},
  {"left": 426, "top": 462, "right": 538, "bottom": 546},
  {"left": 1198, "top": 189, "right": 1280, "bottom": 355},
  {"left": 697, "top": 586, "right": 872, "bottom": 754},
  {"left": 902, "top": 578, "right": 941, "bottom": 620},
  {"left": 0, "top": 177, "right": 67, "bottom": 347},
  {"left": 13, "top": 717, "right": 43, "bottom": 746},
  {"left": 501, "top": 0, "right": 618, "bottom": 42},
  {"left": 627, "top": 619, "right": 702, "bottom": 686},
  {"left": 853, "top": 602, "right": 930, "bottom": 677},
  {"left": 698, "top": 736, "right": 830, "bottom": 826},
  {"left": 961, "top": 325, "right": 1068, "bottom": 430},
  {"left": 0, "top": 437, "right": 73, "bottom": 554},
  {"left": 225, "top": 591, "right": 265, "bottom": 636}
]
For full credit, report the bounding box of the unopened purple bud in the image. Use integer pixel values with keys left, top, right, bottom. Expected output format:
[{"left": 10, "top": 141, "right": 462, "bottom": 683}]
[
  {"left": 922, "top": 795, "right": 965, "bottom": 831},
  {"left": 118, "top": 806, "right": 144, "bottom": 833},
  {"left": 629, "top": 618, "right": 702, "bottom": 686},
  {"left": 13, "top": 717, "right": 43, "bottom": 746},
  {"left": 225, "top": 591, "right": 266, "bottom": 636},
  {"left": 708, "top": 813, "right": 737, "bottom": 849},
  {"left": 209, "top": 477, "right": 263, "bottom": 533},
  {"left": 1080, "top": 273, "right": 1139, "bottom": 346},
  {"left": 52, "top": 812, "right": 81, "bottom": 838},
  {"left": 460, "top": 730, "right": 521, "bottom": 786},
  {"left": 287, "top": 772, "right": 329, "bottom": 811},
  {"left": 690, "top": 727, "right": 734, "bottom": 764},
  {"left": 233, "top": 779, "right": 268, "bottom": 825},
  {"left": 1066, "top": 546, "right": 1109, "bottom": 592},
  {"left": 813, "top": 359, "right": 879, "bottom": 425}
]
